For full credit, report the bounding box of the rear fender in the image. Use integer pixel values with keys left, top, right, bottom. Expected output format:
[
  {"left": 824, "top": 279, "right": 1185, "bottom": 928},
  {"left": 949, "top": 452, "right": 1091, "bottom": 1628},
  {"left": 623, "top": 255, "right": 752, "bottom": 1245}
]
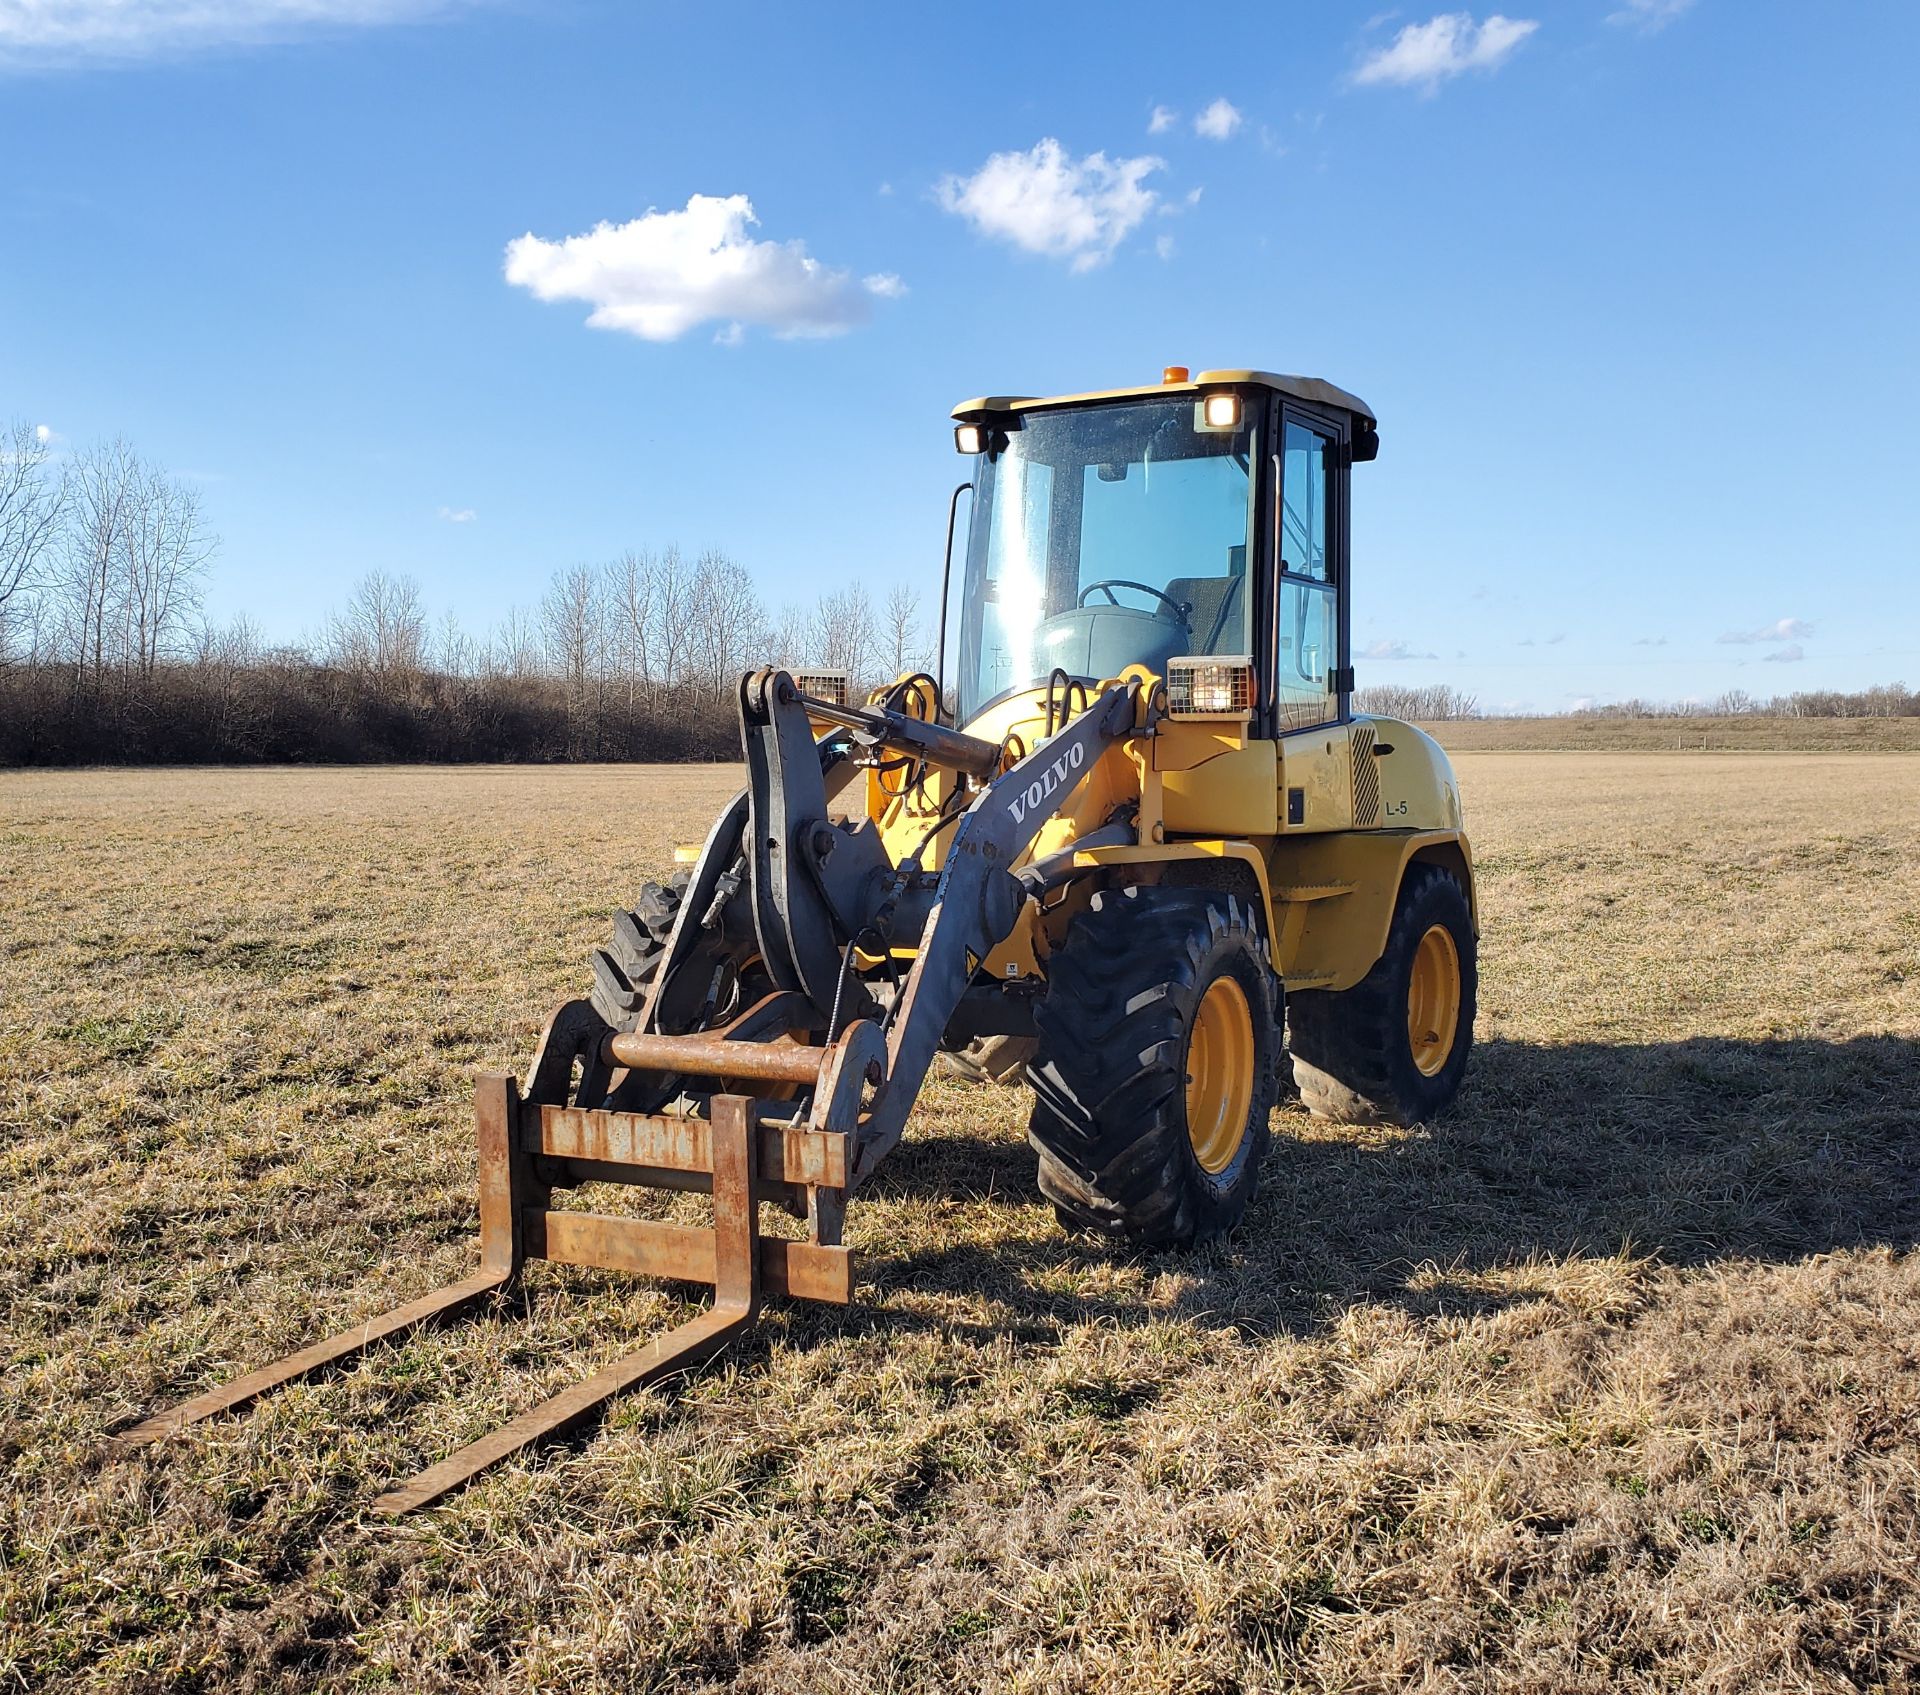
[{"left": 1269, "top": 830, "right": 1476, "bottom": 993}]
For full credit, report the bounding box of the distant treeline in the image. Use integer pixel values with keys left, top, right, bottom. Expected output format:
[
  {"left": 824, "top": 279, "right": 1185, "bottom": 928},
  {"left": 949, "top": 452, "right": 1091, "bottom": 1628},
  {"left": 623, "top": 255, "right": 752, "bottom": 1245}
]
[
  {"left": 1354, "top": 684, "right": 1482, "bottom": 720},
  {"left": 1356, "top": 682, "right": 1920, "bottom": 723},
  {"left": 0, "top": 419, "right": 923, "bottom": 765},
  {"left": 0, "top": 561, "right": 923, "bottom": 764},
  {"left": 1566, "top": 684, "right": 1920, "bottom": 719}
]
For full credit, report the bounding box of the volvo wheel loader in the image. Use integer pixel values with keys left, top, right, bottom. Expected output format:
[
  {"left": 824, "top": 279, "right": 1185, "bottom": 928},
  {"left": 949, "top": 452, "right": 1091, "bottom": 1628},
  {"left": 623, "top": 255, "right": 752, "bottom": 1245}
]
[{"left": 124, "top": 366, "right": 1477, "bottom": 1512}]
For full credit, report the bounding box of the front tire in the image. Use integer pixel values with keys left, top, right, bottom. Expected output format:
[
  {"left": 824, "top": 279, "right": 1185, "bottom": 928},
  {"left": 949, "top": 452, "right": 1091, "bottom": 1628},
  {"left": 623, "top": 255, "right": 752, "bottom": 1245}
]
[
  {"left": 590, "top": 869, "right": 690, "bottom": 1031},
  {"left": 1287, "top": 863, "right": 1476, "bottom": 1126},
  {"left": 1027, "top": 887, "right": 1279, "bottom": 1248}
]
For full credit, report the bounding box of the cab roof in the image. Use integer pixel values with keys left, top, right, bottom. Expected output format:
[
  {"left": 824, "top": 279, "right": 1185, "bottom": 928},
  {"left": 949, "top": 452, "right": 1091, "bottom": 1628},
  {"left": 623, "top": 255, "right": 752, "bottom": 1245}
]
[{"left": 951, "top": 369, "right": 1375, "bottom": 426}]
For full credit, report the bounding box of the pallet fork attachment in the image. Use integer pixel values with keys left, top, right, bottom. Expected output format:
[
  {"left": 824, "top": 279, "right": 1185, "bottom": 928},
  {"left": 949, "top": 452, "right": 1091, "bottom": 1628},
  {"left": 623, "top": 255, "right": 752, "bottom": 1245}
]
[
  {"left": 120, "top": 673, "right": 1137, "bottom": 1511},
  {"left": 121, "top": 1033, "right": 857, "bottom": 1514}
]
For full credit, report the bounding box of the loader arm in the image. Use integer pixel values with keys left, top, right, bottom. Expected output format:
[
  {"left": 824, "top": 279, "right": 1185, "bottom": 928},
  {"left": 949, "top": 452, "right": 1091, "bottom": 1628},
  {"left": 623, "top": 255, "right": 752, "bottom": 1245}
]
[{"left": 853, "top": 678, "right": 1139, "bottom": 1181}]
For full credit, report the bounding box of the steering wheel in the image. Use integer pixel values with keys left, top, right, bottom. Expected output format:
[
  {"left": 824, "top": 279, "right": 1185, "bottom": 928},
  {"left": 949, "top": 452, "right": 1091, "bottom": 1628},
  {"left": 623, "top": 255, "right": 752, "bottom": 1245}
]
[{"left": 1077, "top": 579, "right": 1189, "bottom": 622}]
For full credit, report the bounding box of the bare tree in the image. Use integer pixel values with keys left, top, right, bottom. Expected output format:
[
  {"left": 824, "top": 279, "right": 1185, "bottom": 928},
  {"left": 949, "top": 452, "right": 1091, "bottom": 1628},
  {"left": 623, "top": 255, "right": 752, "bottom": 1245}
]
[
  {"left": 192, "top": 614, "right": 264, "bottom": 751},
  {"left": 491, "top": 604, "right": 543, "bottom": 679},
  {"left": 604, "top": 549, "right": 654, "bottom": 707},
  {"left": 883, "top": 581, "right": 923, "bottom": 679},
  {"left": 58, "top": 438, "right": 140, "bottom": 678},
  {"left": 0, "top": 420, "right": 65, "bottom": 651},
  {"left": 120, "top": 465, "right": 214, "bottom": 681},
  {"left": 541, "top": 564, "right": 605, "bottom": 693},
  {"left": 805, "top": 582, "right": 875, "bottom": 686},
  {"left": 542, "top": 564, "right": 610, "bottom": 755},
  {"left": 686, "top": 549, "right": 764, "bottom": 699},
  {"left": 648, "top": 545, "right": 696, "bottom": 694},
  {"left": 436, "top": 610, "right": 477, "bottom": 678},
  {"left": 329, "top": 571, "right": 427, "bottom": 675},
  {"left": 765, "top": 600, "right": 807, "bottom": 671},
  {"left": 1353, "top": 682, "right": 1480, "bottom": 721}
]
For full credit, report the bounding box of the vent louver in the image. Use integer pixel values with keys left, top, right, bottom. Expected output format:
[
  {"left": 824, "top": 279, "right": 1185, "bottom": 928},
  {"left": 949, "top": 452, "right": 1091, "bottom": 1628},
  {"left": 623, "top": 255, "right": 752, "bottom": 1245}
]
[{"left": 1351, "top": 724, "right": 1381, "bottom": 826}]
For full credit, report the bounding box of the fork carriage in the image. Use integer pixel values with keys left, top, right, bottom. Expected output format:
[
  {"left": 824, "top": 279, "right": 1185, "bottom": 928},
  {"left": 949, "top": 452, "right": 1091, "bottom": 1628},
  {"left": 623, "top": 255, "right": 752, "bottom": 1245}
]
[{"left": 124, "top": 992, "right": 865, "bottom": 1515}]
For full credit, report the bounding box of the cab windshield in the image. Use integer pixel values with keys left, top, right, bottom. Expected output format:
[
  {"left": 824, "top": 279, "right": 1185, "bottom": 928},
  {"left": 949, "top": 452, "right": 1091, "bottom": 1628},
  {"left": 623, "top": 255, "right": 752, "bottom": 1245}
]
[{"left": 954, "top": 396, "right": 1256, "bottom": 723}]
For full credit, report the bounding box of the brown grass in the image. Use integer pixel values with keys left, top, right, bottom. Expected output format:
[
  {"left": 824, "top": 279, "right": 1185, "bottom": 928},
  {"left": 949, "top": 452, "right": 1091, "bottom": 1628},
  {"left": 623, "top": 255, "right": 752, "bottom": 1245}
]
[
  {"left": 1428, "top": 717, "right": 1920, "bottom": 753},
  {"left": 3, "top": 756, "right": 1917, "bottom": 1693}
]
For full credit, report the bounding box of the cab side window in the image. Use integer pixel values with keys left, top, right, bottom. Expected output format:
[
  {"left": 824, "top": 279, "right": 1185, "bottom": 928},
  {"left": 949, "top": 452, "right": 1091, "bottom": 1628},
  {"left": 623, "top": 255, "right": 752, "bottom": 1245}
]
[
  {"left": 1280, "top": 422, "right": 1329, "bottom": 581},
  {"left": 1273, "top": 421, "right": 1337, "bottom": 732}
]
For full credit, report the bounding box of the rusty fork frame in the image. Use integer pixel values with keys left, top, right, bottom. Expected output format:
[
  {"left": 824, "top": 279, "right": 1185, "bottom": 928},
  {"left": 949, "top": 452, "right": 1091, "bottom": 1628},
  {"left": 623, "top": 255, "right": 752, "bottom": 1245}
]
[{"left": 120, "top": 997, "right": 861, "bottom": 1515}]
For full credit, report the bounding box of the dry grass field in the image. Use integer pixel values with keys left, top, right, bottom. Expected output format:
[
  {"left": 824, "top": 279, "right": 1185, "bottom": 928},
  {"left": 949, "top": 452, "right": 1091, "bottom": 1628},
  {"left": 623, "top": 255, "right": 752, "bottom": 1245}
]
[
  {"left": 1427, "top": 718, "right": 1920, "bottom": 754},
  {"left": 3, "top": 753, "right": 1917, "bottom": 1694}
]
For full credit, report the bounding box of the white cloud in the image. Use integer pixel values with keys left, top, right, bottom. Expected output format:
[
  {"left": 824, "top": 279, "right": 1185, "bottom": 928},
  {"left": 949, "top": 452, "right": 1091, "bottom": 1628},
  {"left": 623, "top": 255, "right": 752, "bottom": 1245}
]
[
  {"left": 504, "top": 194, "right": 899, "bottom": 343},
  {"left": 1354, "top": 12, "right": 1540, "bottom": 91},
  {"left": 34, "top": 423, "right": 54, "bottom": 444},
  {"left": 436, "top": 506, "right": 475, "bottom": 523},
  {"left": 1362, "top": 638, "right": 1438, "bottom": 660},
  {"left": 1155, "top": 234, "right": 1176, "bottom": 261},
  {"left": 1193, "top": 98, "right": 1243, "bottom": 140},
  {"left": 1718, "top": 617, "right": 1814, "bottom": 645},
  {"left": 1761, "top": 644, "right": 1806, "bottom": 664},
  {"left": 1608, "top": 0, "right": 1694, "bottom": 31},
  {"left": 1148, "top": 104, "right": 1178, "bottom": 134},
  {"left": 1632, "top": 636, "right": 1669, "bottom": 646},
  {"left": 935, "top": 138, "right": 1164, "bottom": 272},
  {"left": 0, "top": 0, "right": 462, "bottom": 66}
]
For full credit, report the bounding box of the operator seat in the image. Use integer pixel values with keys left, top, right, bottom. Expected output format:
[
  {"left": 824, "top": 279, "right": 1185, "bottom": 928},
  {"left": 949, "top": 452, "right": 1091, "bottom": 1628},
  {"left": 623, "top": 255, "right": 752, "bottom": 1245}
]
[{"left": 1166, "top": 548, "right": 1247, "bottom": 655}]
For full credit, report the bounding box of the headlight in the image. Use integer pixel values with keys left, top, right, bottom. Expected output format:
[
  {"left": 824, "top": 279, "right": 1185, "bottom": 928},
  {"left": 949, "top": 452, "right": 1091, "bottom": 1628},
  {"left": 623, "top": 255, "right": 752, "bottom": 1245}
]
[
  {"left": 795, "top": 669, "right": 850, "bottom": 707},
  {"left": 1200, "top": 392, "right": 1242, "bottom": 430},
  {"left": 1166, "top": 656, "right": 1254, "bottom": 719}
]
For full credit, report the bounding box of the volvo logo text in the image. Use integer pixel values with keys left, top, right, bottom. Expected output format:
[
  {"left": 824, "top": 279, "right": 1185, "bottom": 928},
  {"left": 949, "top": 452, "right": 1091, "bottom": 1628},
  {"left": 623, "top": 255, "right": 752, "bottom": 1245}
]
[{"left": 1007, "top": 742, "right": 1086, "bottom": 826}]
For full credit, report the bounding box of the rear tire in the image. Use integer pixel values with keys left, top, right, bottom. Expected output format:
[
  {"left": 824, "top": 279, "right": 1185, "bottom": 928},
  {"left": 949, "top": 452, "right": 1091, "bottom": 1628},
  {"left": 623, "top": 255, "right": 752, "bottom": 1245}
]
[
  {"left": 1027, "top": 887, "right": 1279, "bottom": 1248},
  {"left": 1287, "top": 863, "right": 1476, "bottom": 1126}
]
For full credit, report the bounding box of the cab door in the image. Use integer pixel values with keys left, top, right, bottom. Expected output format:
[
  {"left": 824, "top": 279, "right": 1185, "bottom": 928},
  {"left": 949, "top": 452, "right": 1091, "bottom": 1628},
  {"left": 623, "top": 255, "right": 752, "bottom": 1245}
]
[{"left": 1271, "top": 407, "right": 1354, "bottom": 831}]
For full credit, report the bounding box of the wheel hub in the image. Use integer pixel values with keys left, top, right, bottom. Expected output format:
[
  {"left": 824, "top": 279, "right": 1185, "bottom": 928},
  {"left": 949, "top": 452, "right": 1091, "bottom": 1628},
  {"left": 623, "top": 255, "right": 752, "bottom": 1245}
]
[
  {"left": 1185, "top": 975, "right": 1255, "bottom": 1174},
  {"left": 1407, "top": 923, "right": 1462, "bottom": 1077}
]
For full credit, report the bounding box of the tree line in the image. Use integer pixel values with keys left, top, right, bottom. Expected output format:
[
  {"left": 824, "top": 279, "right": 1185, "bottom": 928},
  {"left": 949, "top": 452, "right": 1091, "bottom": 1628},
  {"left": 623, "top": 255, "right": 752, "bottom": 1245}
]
[
  {"left": 0, "top": 420, "right": 925, "bottom": 765},
  {"left": 4, "top": 419, "right": 1915, "bottom": 763},
  {"left": 1565, "top": 685, "right": 1920, "bottom": 719},
  {"left": 1353, "top": 683, "right": 1920, "bottom": 721}
]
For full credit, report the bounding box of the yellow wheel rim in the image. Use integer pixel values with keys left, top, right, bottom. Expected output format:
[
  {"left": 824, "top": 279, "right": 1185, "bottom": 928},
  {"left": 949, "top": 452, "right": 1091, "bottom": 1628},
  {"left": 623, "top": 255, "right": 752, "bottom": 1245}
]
[
  {"left": 1407, "top": 924, "right": 1462, "bottom": 1077},
  {"left": 1185, "top": 975, "right": 1256, "bottom": 1175}
]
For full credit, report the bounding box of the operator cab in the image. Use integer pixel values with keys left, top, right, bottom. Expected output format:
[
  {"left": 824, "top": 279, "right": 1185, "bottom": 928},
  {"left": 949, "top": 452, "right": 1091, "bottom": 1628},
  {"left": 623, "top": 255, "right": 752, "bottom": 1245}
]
[{"left": 949, "top": 367, "right": 1377, "bottom": 738}]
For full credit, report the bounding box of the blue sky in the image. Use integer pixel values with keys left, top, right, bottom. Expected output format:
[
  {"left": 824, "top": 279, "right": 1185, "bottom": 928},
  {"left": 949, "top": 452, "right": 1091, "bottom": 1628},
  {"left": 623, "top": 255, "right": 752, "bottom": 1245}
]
[{"left": 3, "top": 0, "right": 1916, "bottom": 711}]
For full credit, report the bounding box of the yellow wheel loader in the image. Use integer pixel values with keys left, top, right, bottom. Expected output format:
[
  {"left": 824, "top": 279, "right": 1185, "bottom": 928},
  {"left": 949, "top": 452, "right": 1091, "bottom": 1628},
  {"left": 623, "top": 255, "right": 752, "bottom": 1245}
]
[{"left": 124, "top": 366, "right": 1476, "bottom": 1511}]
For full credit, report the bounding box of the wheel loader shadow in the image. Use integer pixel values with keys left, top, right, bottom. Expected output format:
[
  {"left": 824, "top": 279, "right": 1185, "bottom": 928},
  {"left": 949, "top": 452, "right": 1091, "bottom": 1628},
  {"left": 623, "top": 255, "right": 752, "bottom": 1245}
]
[{"left": 859, "top": 1033, "right": 1920, "bottom": 1340}]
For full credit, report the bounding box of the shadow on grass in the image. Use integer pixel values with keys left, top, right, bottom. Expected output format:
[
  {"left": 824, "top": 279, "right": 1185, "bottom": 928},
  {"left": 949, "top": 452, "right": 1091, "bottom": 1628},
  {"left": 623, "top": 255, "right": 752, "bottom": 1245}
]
[{"left": 856, "top": 1033, "right": 1920, "bottom": 1338}]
